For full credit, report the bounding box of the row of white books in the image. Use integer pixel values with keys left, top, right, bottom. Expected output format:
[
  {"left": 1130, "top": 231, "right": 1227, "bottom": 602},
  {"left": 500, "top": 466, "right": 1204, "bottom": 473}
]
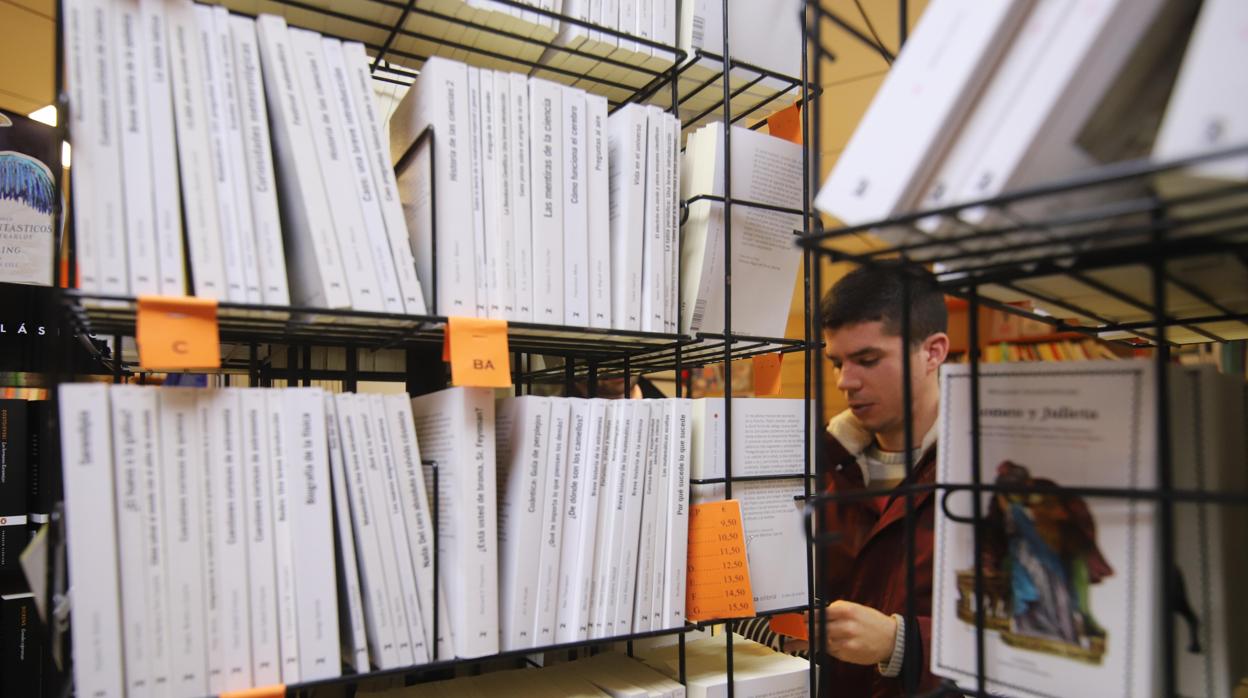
[
  {"left": 817, "top": 0, "right": 1247, "bottom": 241},
  {"left": 679, "top": 122, "right": 804, "bottom": 339},
  {"left": 933, "top": 361, "right": 1248, "bottom": 698},
  {"left": 389, "top": 57, "right": 682, "bottom": 331},
  {"left": 63, "top": 0, "right": 429, "bottom": 313}
]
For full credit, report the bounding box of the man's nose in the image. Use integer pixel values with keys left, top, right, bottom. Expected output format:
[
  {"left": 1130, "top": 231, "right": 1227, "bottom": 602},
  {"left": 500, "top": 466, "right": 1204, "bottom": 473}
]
[{"left": 836, "top": 366, "right": 861, "bottom": 392}]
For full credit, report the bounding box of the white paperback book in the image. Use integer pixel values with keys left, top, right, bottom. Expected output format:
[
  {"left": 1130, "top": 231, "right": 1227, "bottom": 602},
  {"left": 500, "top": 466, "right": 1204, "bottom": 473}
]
[
  {"left": 492, "top": 70, "right": 518, "bottom": 321},
  {"left": 333, "top": 392, "right": 404, "bottom": 669},
  {"left": 64, "top": 0, "right": 100, "bottom": 293},
  {"left": 495, "top": 395, "right": 552, "bottom": 650},
  {"left": 85, "top": 0, "right": 129, "bottom": 295},
  {"left": 289, "top": 27, "right": 385, "bottom": 313},
  {"left": 279, "top": 387, "right": 341, "bottom": 681},
  {"left": 585, "top": 94, "right": 612, "bottom": 329},
  {"left": 530, "top": 77, "right": 565, "bottom": 323},
  {"left": 555, "top": 398, "right": 597, "bottom": 643},
  {"left": 596, "top": 400, "right": 634, "bottom": 638},
  {"left": 389, "top": 56, "right": 476, "bottom": 315},
  {"left": 341, "top": 41, "right": 428, "bottom": 315},
  {"left": 587, "top": 400, "right": 621, "bottom": 639},
  {"left": 130, "top": 387, "right": 173, "bottom": 695},
  {"left": 509, "top": 71, "right": 535, "bottom": 321},
  {"left": 157, "top": 387, "right": 208, "bottom": 696},
  {"left": 112, "top": 0, "right": 160, "bottom": 297},
  {"left": 345, "top": 393, "right": 417, "bottom": 665},
  {"left": 409, "top": 387, "right": 501, "bottom": 658},
  {"left": 195, "top": 4, "right": 248, "bottom": 302},
  {"left": 678, "top": 0, "right": 802, "bottom": 96},
  {"left": 480, "top": 69, "right": 506, "bottom": 319},
  {"left": 139, "top": 0, "right": 187, "bottom": 296},
  {"left": 645, "top": 400, "right": 677, "bottom": 630},
  {"left": 533, "top": 398, "right": 572, "bottom": 645},
  {"left": 321, "top": 36, "right": 405, "bottom": 314},
  {"left": 203, "top": 389, "right": 254, "bottom": 691},
  {"left": 641, "top": 107, "right": 666, "bottom": 333},
  {"left": 608, "top": 104, "right": 649, "bottom": 330},
  {"left": 613, "top": 400, "right": 651, "bottom": 635},
  {"left": 562, "top": 86, "right": 591, "bottom": 326},
  {"left": 814, "top": 0, "right": 1030, "bottom": 225},
  {"left": 109, "top": 385, "right": 156, "bottom": 697},
  {"left": 239, "top": 389, "right": 281, "bottom": 685},
  {"left": 467, "top": 66, "right": 490, "bottom": 317},
  {"left": 164, "top": 0, "right": 225, "bottom": 299},
  {"left": 196, "top": 391, "right": 226, "bottom": 692},
  {"left": 382, "top": 394, "right": 455, "bottom": 660},
  {"left": 265, "top": 388, "right": 301, "bottom": 682},
  {"left": 632, "top": 401, "right": 665, "bottom": 632},
  {"left": 933, "top": 361, "right": 1157, "bottom": 698},
  {"left": 59, "top": 384, "right": 124, "bottom": 698},
  {"left": 322, "top": 395, "right": 370, "bottom": 674},
  {"left": 662, "top": 398, "right": 692, "bottom": 629},
  {"left": 366, "top": 394, "right": 432, "bottom": 663},
  {"left": 228, "top": 15, "right": 290, "bottom": 305},
  {"left": 691, "top": 397, "right": 807, "bottom": 613},
  {"left": 212, "top": 5, "right": 263, "bottom": 304},
  {"left": 254, "top": 14, "right": 351, "bottom": 309}
]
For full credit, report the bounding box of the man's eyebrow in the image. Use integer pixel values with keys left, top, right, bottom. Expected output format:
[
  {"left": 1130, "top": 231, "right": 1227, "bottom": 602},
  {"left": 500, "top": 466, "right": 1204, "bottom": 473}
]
[{"left": 847, "top": 348, "right": 882, "bottom": 360}]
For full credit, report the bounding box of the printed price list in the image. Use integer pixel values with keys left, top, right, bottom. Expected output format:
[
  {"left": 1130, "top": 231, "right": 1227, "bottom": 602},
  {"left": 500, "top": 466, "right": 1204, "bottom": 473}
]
[{"left": 685, "top": 499, "right": 755, "bottom": 622}]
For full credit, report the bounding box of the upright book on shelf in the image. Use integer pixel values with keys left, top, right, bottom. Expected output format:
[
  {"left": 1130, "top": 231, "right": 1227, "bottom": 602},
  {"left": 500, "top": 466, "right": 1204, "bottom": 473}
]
[
  {"left": 495, "top": 395, "right": 551, "bottom": 650},
  {"left": 0, "top": 400, "right": 27, "bottom": 581},
  {"left": 530, "top": 77, "right": 565, "bottom": 323},
  {"left": 585, "top": 94, "right": 613, "bottom": 329},
  {"left": 113, "top": 0, "right": 160, "bottom": 296},
  {"left": 533, "top": 398, "right": 571, "bottom": 645},
  {"left": 239, "top": 388, "right": 281, "bottom": 685},
  {"left": 322, "top": 395, "right": 370, "bottom": 674},
  {"left": 139, "top": 0, "right": 187, "bottom": 296},
  {"left": 932, "top": 360, "right": 1158, "bottom": 698},
  {"left": 608, "top": 104, "right": 649, "bottom": 331}
]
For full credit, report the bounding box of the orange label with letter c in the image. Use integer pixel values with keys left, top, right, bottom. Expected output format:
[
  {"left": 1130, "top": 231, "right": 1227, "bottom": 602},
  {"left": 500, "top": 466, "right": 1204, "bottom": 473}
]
[{"left": 136, "top": 295, "right": 221, "bottom": 370}]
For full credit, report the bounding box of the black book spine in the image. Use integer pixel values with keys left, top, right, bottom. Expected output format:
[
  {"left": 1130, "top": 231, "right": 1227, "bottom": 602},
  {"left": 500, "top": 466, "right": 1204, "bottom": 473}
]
[
  {"left": 0, "top": 400, "right": 29, "bottom": 577},
  {"left": 26, "top": 401, "right": 47, "bottom": 532},
  {"left": 1, "top": 593, "right": 42, "bottom": 698}
]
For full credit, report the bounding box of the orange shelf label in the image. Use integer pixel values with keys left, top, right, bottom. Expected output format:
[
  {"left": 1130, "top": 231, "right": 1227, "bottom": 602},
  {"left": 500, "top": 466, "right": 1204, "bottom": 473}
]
[
  {"left": 752, "top": 354, "right": 783, "bottom": 396},
  {"left": 444, "top": 316, "right": 512, "bottom": 388},
  {"left": 136, "top": 295, "right": 220, "bottom": 370},
  {"left": 220, "top": 685, "right": 285, "bottom": 698},
  {"left": 686, "top": 499, "right": 755, "bottom": 622},
  {"left": 767, "top": 103, "right": 803, "bottom": 144},
  {"left": 769, "top": 612, "right": 808, "bottom": 641}
]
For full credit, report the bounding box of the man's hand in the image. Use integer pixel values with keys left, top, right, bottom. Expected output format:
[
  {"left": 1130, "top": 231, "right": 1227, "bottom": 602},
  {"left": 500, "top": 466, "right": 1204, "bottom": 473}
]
[{"left": 821, "top": 600, "right": 898, "bottom": 666}]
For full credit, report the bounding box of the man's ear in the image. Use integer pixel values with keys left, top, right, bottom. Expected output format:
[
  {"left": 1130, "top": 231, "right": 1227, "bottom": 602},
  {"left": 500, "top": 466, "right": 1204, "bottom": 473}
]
[{"left": 922, "top": 332, "right": 950, "bottom": 373}]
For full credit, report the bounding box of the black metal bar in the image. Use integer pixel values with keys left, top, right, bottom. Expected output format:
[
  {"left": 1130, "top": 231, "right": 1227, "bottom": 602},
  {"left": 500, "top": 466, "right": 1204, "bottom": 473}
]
[
  {"left": 900, "top": 269, "right": 917, "bottom": 696},
  {"left": 1163, "top": 272, "right": 1248, "bottom": 330},
  {"left": 968, "top": 288, "right": 986, "bottom": 698},
  {"left": 809, "top": 0, "right": 828, "bottom": 682},
  {"left": 690, "top": 473, "right": 813, "bottom": 485},
  {"left": 564, "top": 357, "right": 575, "bottom": 397},
  {"left": 301, "top": 345, "right": 312, "bottom": 387},
  {"left": 899, "top": 0, "right": 908, "bottom": 48},
  {"left": 249, "top": 342, "right": 259, "bottom": 386},
  {"left": 513, "top": 351, "right": 522, "bottom": 397},
  {"left": 1152, "top": 222, "right": 1176, "bottom": 698},
  {"left": 678, "top": 632, "right": 687, "bottom": 685},
  {"left": 588, "top": 361, "right": 598, "bottom": 397},
  {"left": 1066, "top": 271, "right": 1226, "bottom": 343},
  {"left": 684, "top": 193, "right": 813, "bottom": 219},
  {"left": 429, "top": 460, "right": 440, "bottom": 662},
  {"left": 807, "top": 480, "right": 1248, "bottom": 507},
  {"left": 800, "top": 2, "right": 818, "bottom": 689},
  {"left": 287, "top": 346, "right": 298, "bottom": 388},
  {"left": 681, "top": 73, "right": 768, "bottom": 129},
  {"left": 345, "top": 346, "right": 359, "bottom": 393},
  {"left": 721, "top": 2, "right": 735, "bottom": 694},
  {"left": 112, "top": 335, "right": 123, "bottom": 383},
  {"left": 369, "top": 0, "right": 418, "bottom": 74},
  {"left": 815, "top": 5, "right": 895, "bottom": 63},
  {"left": 992, "top": 281, "right": 1172, "bottom": 347}
]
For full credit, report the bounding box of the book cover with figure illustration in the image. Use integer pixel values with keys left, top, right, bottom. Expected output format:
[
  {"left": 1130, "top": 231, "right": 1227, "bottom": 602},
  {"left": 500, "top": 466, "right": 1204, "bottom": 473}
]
[
  {"left": 933, "top": 360, "right": 1157, "bottom": 698},
  {"left": 0, "top": 110, "right": 57, "bottom": 286}
]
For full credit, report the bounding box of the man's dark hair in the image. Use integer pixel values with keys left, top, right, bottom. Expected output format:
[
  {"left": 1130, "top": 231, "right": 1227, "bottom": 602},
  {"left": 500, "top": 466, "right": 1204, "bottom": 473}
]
[{"left": 820, "top": 264, "right": 947, "bottom": 343}]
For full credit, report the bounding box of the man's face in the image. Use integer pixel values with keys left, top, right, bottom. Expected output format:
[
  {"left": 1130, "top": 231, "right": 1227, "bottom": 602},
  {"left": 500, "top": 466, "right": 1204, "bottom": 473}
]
[{"left": 823, "top": 320, "right": 924, "bottom": 434}]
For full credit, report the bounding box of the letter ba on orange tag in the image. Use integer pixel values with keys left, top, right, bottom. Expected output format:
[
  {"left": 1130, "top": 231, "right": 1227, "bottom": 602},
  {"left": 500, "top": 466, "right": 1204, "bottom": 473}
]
[
  {"left": 136, "top": 295, "right": 220, "bottom": 370},
  {"left": 752, "top": 354, "right": 783, "bottom": 396},
  {"left": 685, "top": 499, "right": 755, "bottom": 622},
  {"left": 769, "top": 612, "right": 808, "bottom": 641},
  {"left": 444, "top": 316, "right": 512, "bottom": 388},
  {"left": 767, "top": 103, "right": 802, "bottom": 145},
  {"left": 220, "top": 685, "right": 285, "bottom": 698}
]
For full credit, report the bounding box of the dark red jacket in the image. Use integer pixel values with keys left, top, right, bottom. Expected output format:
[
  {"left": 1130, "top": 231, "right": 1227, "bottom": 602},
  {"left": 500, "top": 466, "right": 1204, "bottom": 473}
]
[{"left": 816, "top": 429, "right": 942, "bottom": 698}]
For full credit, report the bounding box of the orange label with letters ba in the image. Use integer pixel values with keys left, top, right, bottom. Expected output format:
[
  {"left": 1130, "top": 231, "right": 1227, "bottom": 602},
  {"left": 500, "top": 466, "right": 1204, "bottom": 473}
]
[
  {"left": 752, "top": 354, "right": 783, "bottom": 396},
  {"left": 136, "top": 295, "right": 220, "bottom": 370},
  {"left": 686, "top": 499, "right": 755, "bottom": 622},
  {"left": 444, "top": 316, "right": 512, "bottom": 388},
  {"left": 220, "top": 685, "right": 285, "bottom": 698}
]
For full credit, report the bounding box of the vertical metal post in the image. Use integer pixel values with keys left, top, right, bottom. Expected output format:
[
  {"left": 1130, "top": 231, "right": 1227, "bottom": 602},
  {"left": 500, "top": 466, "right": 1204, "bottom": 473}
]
[
  {"left": 810, "top": 0, "right": 828, "bottom": 685},
  {"left": 899, "top": 0, "right": 908, "bottom": 49},
  {"left": 514, "top": 351, "right": 523, "bottom": 396},
  {"left": 51, "top": 0, "right": 67, "bottom": 289},
  {"left": 900, "top": 269, "right": 917, "bottom": 696},
  {"left": 969, "top": 288, "right": 986, "bottom": 697},
  {"left": 430, "top": 462, "right": 441, "bottom": 662},
  {"left": 565, "top": 357, "right": 576, "bottom": 396},
  {"left": 287, "top": 346, "right": 298, "bottom": 388},
  {"left": 249, "top": 342, "right": 260, "bottom": 387},
  {"left": 1153, "top": 237, "right": 1175, "bottom": 698},
  {"left": 301, "top": 345, "right": 312, "bottom": 387},
  {"left": 345, "top": 346, "right": 359, "bottom": 393},
  {"left": 113, "top": 335, "right": 123, "bottom": 383},
  {"left": 588, "top": 361, "right": 598, "bottom": 397},
  {"left": 675, "top": 344, "right": 683, "bottom": 398},
  {"left": 799, "top": 0, "right": 818, "bottom": 681},
  {"left": 720, "top": 2, "right": 735, "bottom": 694}
]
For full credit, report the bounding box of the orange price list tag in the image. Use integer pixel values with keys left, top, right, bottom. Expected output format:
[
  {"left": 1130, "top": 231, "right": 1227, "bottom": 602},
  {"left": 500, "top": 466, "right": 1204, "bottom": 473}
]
[
  {"left": 443, "top": 316, "right": 512, "bottom": 388},
  {"left": 136, "top": 295, "right": 221, "bottom": 370},
  {"left": 752, "top": 353, "right": 783, "bottom": 396},
  {"left": 685, "top": 499, "right": 755, "bottom": 622},
  {"left": 769, "top": 612, "right": 808, "bottom": 641},
  {"left": 766, "top": 102, "right": 803, "bottom": 145},
  {"left": 220, "top": 685, "right": 285, "bottom": 698}
]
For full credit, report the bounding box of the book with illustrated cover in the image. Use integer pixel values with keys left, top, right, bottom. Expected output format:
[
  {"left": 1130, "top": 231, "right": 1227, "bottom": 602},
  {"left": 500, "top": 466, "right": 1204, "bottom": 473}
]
[{"left": 933, "top": 360, "right": 1158, "bottom": 698}]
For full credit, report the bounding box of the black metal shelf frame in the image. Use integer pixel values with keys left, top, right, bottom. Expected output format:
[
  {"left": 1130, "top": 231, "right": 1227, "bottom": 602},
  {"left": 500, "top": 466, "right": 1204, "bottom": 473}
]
[{"left": 800, "top": 2, "right": 1248, "bottom": 697}]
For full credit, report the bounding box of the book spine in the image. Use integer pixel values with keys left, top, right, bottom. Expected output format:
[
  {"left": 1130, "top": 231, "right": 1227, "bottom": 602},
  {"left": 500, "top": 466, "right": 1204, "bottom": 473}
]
[
  {"left": 608, "top": 106, "right": 647, "bottom": 330},
  {"left": 642, "top": 107, "right": 664, "bottom": 332},
  {"left": 350, "top": 393, "right": 416, "bottom": 665},
  {"left": 158, "top": 388, "right": 208, "bottom": 695},
  {"left": 586, "top": 95, "right": 612, "bottom": 329},
  {"left": 229, "top": 15, "right": 290, "bottom": 306},
  {"left": 615, "top": 401, "right": 651, "bottom": 634},
  {"left": 663, "top": 114, "right": 679, "bottom": 333},
  {"left": 289, "top": 27, "right": 384, "bottom": 313},
  {"left": 322, "top": 395, "right": 370, "bottom": 674},
  {"left": 88, "top": 0, "right": 130, "bottom": 295},
  {"left": 466, "top": 66, "right": 490, "bottom": 317},
  {"left": 460, "top": 388, "right": 500, "bottom": 657},
  {"left": 282, "top": 388, "right": 341, "bottom": 680},
  {"left": 321, "top": 36, "right": 406, "bottom": 314},
  {"left": 510, "top": 71, "right": 534, "bottom": 321},
  {"left": 59, "top": 383, "right": 124, "bottom": 698},
  {"left": 164, "top": 0, "right": 226, "bottom": 299},
  {"left": 0, "top": 400, "right": 28, "bottom": 577},
  {"left": 264, "top": 388, "right": 301, "bottom": 682},
  {"left": 341, "top": 41, "right": 427, "bottom": 314},
  {"left": 138, "top": 0, "right": 186, "bottom": 296},
  {"left": 664, "top": 399, "right": 691, "bottom": 628},
  {"left": 529, "top": 78, "right": 565, "bottom": 322},
  {"left": 572, "top": 400, "right": 607, "bottom": 640},
  {"left": 196, "top": 390, "right": 226, "bottom": 692},
  {"left": 587, "top": 400, "right": 619, "bottom": 638},
  {"left": 534, "top": 399, "right": 571, "bottom": 644},
  {"left": 480, "top": 69, "right": 506, "bottom": 319},
  {"left": 367, "top": 394, "right": 431, "bottom": 663},
  {"left": 334, "top": 393, "right": 402, "bottom": 669},
  {"left": 601, "top": 401, "right": 634, "bottom": 636},
  {"left": 632, "top": 402, "right": 664, "bottom": 632},
  {"left": 64, "top": 0, "right": 100, "bottom": 292},
  {"left": 253, "top": 15, "right": 351, "bottom": 309},
  {"left": 0, "top": 594, "right": 40, "bottom": 697},
  {"left": 495, "top": 397, "right": 547, "bottom": 650},
  {"left": 109, "top": 387, "right": 153, "bottom": 698},
  {"left": 25, "top": 401, "right": 47, "bottom": 527},
  {"left": 648, "top": 400, "right": 675, "bottom": 627},
  {"left": 214, "top": 389, "right": 254, "bottom": 689},
  {"left": 555, "top": 399, "right": 591, "bottom": 643},
  {"left": 562, "top": 87, "right": 590, "bottom": 326},
  {"left": 195, "top": 4, "right": 248, "bottom": 302},
  {"left": 493, "top": 71, "right": 518, "bottom": 321},
  {"left": 136, "top": 389, "right": 171, "bottom": 695},
  {"left": 113, "top": 0, "right": 160, "bottom": 296},
  {"left": 239, "top": 389, "right": 281, "bottom": 684}
]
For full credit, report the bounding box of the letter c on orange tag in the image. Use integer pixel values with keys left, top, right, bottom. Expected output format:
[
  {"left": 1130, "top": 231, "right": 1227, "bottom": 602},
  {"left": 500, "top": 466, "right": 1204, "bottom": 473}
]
[
  {"left": 136, "top": 295, "right": 220, "bottom": 370},
  {"left": 446, "top": 316, "right": 512, "bottom": 388},
  {"left": 220, "top": 685, "right": 285, "bottom": 698},
  {"left": 753, "top": 354, "right": 783, "bottom": 396}
]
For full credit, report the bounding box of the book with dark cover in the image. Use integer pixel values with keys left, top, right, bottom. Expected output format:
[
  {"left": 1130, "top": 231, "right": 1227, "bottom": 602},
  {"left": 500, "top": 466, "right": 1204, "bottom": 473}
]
[
  {"left": 0, "top": 400, "right": 29, "bottom": 579},
  {"left": 1, "top": 592, "right": 42, "bottom": 697},
  {"left": 26, "top": 401, "right": 53, "bottom": 531}
]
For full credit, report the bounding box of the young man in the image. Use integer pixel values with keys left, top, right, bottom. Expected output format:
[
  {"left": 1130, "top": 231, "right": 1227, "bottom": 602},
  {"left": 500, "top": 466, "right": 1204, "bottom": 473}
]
[{"left": 814, "top": 264, "right": 948, "bottom": 697}]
